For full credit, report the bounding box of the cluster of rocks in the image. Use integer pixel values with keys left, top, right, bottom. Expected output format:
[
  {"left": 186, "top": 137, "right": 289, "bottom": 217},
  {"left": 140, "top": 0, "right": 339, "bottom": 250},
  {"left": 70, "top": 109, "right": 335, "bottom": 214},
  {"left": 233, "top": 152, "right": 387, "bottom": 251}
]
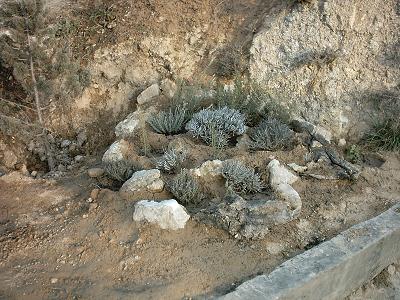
[
  {"left": 28, "top": 129, "right": 88, "bottom": 176},
  {"left": 195, "top": 159, "right": 302, "bottom": 239}
]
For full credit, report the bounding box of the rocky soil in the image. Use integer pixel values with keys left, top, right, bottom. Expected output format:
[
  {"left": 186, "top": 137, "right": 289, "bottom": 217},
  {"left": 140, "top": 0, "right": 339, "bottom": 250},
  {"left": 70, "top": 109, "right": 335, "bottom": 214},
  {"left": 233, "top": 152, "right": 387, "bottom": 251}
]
[{"left": 0, "top": 151, "right": 399, "bottom": 299}]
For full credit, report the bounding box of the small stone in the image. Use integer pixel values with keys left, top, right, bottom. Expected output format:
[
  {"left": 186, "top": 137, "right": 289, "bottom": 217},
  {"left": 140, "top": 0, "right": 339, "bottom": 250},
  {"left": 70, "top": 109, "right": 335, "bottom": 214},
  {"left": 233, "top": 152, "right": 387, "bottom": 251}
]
[
  {"left": 58, "top": 165, "right": 66, "bottom": 172},
  {"left": 90, "top": 188, "right": 100, "bottom": 200},
  {"left": 288, "top": 163, "right": 308, "bottom": 173},
  {"left": 61, "top": 140, "right": 71, "bottom": 148},
  {"left": 133, "top": 199, "right": 190, "bottom": 230},
  {"left": 82, "top": 214, "right": 88, "bottom": 219},
  {"left": 311, "top": 140, "right": 323, "bottom": 148},
  {"left": 191, "top": 160, "right": 223, "bottom": 177},
  {"left": 87, "top": 198, "right": 93, "bottom": 203},
  {"left": 89, "top": 203, "right": 98, "bottom": 211},
  {"left": 50, "top": 278, "right": 58, "bottom": 284},
  {"left": 20, "top": 164, "right": 29, "bottom": 176},
  {"left": 31, "top": 170, "right": 38, "bottom": 177},
  {"left": 388, "top": 264, "right": 396, "bottom": 275},
  {"left": 338, "top": 138, "right": 347, "bottom": 147},
  {"left": 76, "top": 130, "right": 87, "bottom": 147},
  {"left": 74, "top": 155, "right": 84, "bottom": 163},
  {"left": 3, "top": 150, "right": 18, "bottom": 169},
  {"left": 137, "top": 83, "right": 160, "bottom": 105},
  {"left": 88, "top": 168, "right": 105, "bottom": 178}
]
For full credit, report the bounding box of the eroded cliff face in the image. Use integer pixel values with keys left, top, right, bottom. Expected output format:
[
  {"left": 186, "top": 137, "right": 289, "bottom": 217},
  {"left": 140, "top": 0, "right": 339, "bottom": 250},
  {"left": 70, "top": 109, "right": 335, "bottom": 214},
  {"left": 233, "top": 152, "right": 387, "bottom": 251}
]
[{"left": 250, "top": 0, "right": 399, "bottom": 139}]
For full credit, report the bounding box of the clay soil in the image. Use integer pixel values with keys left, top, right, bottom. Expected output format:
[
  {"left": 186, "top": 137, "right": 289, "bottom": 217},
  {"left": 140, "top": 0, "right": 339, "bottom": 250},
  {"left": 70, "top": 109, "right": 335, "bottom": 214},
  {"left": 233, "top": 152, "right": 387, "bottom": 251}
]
[{"left": 1, "top": 152, "right": 399, "bottom": 299}]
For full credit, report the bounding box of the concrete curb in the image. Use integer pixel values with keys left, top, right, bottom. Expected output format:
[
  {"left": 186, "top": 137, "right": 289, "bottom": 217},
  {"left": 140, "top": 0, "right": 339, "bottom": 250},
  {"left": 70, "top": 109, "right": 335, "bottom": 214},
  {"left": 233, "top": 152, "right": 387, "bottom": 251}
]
[{"left": 220, "top": 203, "right": 400, "bottom": 300}]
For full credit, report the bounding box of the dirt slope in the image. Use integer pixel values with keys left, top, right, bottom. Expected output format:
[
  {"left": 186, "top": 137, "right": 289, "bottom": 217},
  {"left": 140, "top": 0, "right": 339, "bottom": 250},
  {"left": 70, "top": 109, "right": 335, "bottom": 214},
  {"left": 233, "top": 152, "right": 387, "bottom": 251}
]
[{"left": 1, "top": 152, "right": 399, "bottom": 299}]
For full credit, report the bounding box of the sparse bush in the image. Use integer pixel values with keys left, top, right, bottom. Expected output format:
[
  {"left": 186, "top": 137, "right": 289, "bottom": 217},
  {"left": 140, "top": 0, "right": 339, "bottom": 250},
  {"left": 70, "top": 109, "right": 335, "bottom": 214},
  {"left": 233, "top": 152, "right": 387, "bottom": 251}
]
[
  {"left": 157, "top": 148, "right": 187, "bottom": 173},
  {"left": 248, "top": 117, "right": 294, "bottom": 151},
  {"left": 104, "top": 160, "right": 135, "bottom": 182},
  {"left": 365, "top": 120, "right": 400, "bottom": 151},
  {"left": 214, "top": 79, "right": 291, "bottom": 126},
  {"left": 168, "top": 169, "right": 203, "bottom": 205},
  {"left": 147, "top": 106, "right": 187, "bottom": 135},
  {"left": 185, "top": 106, "right": 246, "bottom": 147},
  {"left": 221, "top": 160, "right": 262, "bottom": 194},
  {"left": 365, "top": 88, "right": 400, "bottom": 151}
]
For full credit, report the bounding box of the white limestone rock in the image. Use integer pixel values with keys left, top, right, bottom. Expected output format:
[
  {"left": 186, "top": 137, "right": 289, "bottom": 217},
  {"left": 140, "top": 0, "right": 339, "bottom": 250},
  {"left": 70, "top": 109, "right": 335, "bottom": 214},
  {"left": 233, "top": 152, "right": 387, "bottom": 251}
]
[
  {"left": 133, "top": 199, "right": 190, "bottom": 230},
  {"left": 120, "top": 169, "right": 164, "bottom": 194}
]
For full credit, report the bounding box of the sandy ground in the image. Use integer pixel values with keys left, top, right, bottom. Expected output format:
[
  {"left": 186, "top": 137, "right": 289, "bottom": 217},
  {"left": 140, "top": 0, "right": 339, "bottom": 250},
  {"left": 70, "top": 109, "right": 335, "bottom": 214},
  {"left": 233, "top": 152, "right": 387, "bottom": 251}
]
[{"left": 0, "top": 152, "right": 399, "bottom": 299}]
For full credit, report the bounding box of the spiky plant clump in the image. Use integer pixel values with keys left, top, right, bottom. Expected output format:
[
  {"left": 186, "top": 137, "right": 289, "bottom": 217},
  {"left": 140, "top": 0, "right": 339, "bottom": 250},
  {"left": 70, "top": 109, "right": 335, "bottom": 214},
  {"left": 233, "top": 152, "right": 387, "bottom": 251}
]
[
  {"left": 156, "top": 148, "right": 187, "bottom": 173},
  {"left": 248, "top": 117, "right": 293, "bottom": 151},
  {"left": 147, "top": 106, "right": 187, "bottom": 135},
  {"left": 168, "top": 169, "right": 203, "bottom": 205},
  {"left": 365, "top": 120, "right": 400, "bottom": 151},
  {"left": 185, "top": 106, "right": 246, "bottom": 147},
  {"left": 221, "top": 160, "right": 262, "bottom": 194},
  {"left": 103, "top": 160, "right": 135, "bottom": 182}
]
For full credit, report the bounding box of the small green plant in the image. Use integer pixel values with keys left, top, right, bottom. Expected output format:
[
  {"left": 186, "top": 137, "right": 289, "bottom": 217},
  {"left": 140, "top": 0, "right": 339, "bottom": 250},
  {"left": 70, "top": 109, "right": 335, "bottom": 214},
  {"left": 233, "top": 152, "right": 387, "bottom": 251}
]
[
  {"left": 346, "top": 144, "right": 363, "bottom": 163},
  {"left": 156, "top": 148, "right": 187, "bottom": 173},
  {"left": 248, "top": 117, "right": 294, "bottom": 151},
  {"left": 147, "top": 106, "right": 187, "bottom": 135},
  {"left": 168, "top": 169, "right": 203, "bottom": 205},
  {"left": 221, "top": 160, "right": 262, "bottom": 194},
  {"left": 104, "top": 160, "right": 135, "bottom": 182},
  {"left": 185, "top": 106, "right": 246, "bottom": 147}
]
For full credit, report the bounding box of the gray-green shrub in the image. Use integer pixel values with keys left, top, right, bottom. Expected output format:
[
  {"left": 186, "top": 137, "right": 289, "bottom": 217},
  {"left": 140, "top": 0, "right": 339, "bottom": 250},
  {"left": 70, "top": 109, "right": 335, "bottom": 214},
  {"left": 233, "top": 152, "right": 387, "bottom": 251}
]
[
  {"left": 168, "top": 169, "right": 203, "bottom": 205},
  {"left": 147, "top": 106, "right": 187, "bottom": 135},
  {"left": 248, "top": 117, "right": 293, "bottom": 151},
  {"left": 221, "top": 160, "right": 262, "bottom": 194},
  {"left": 185, "top": 106, "right": 246, "bottom": 147},
  {"left": 104, "top": 160, "right": 134, "bottom": 182},
  {"left": 156, "top": 148, "right": 187, "bottom": 173}
]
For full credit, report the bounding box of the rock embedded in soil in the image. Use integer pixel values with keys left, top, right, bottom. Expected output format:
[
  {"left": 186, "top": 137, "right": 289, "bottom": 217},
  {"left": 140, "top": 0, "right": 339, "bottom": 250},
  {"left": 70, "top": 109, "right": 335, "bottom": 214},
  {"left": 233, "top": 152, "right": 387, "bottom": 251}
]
[
  {"left": 133, "top": 199, "right": 190, "bottom": 230},
  {"left": 191, "top": 160, "right": 223, "bottom": 178},
  {"left": 137, "top": 83, "right": 160, "bottom": 105},
  {"left": 88, "top": 168, "right": 105, "bottom": 178},
  {"left": 102, "top": 140, "right": 130, "bottom": 163},
  {"left": 114, "top": 106, "right": 156, "bottom": 138},
  {"left": 120, "top": 169, "right": 164, "bottom": 194},
  {"left": 267, "top": 159, "right": 302, "bottom": 216},
  {"left": 196, "top": 194, "right": 294, "bottom": 239},
  {"left": 268, "top": 159, "right": 299, "bottom": 187}
]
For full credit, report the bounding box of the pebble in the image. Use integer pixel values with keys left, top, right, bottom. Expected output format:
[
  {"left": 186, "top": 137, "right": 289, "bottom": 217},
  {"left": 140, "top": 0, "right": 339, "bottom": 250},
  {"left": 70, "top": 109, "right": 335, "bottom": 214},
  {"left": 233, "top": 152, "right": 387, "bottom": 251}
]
[
  {"left": 88, "top": 168, "right": 105, "bottom": 178},
  {"left": 82, "top": 214, "right": 88, "bottom": 219},
  {"left": 90, "top": 188, "right": 100, "bottom": 200},
  {"left": 50, "top": 278, "right": 58, "bottom": 284},
  {"left": 31, "top": 171, "right": 38, "bottom": 177},
  {"left": 388, "top": 264, "right": 396, "bottom": 275}
]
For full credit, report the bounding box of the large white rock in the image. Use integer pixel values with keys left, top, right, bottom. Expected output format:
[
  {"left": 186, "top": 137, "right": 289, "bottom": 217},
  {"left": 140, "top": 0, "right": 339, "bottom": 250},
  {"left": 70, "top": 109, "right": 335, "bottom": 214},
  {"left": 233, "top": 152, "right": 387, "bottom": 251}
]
[
  {"left": 267, "top": 159, "right": 299, "bottom": 188},
  {"left": 114, "top": 107, "right": 156, "bottom": 138},
  {"left": 133, "top": 199, "right": 190, "bottom": 230},
  {"left": 137, "top": 83, "right": 160, "bottom": 105},
  {"left": 102, "top": 140, "right": 129, "bottom": 163},
  {"left": 267, "top": 159, "right": 301, "bottom": 215},
  {"left": 120, "top": 169, "right": 164, "bottom": 194}
]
